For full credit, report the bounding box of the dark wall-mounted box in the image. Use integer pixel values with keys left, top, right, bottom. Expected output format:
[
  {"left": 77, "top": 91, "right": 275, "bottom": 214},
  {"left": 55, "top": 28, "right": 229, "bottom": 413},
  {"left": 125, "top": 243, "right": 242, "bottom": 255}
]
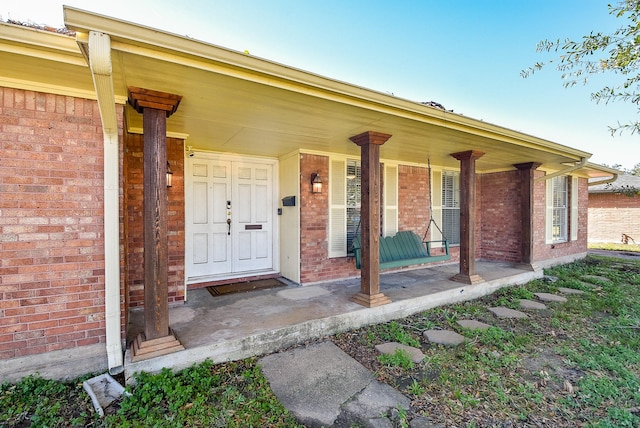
[{"left": 282, "top": 196, "right": 296, "bottom": 207}]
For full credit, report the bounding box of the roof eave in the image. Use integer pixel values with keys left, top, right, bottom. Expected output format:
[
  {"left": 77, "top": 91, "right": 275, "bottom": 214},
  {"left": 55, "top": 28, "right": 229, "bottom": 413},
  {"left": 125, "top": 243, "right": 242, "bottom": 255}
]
[{"left": 63, "top": 6, "right": 592, "bottom": 162}]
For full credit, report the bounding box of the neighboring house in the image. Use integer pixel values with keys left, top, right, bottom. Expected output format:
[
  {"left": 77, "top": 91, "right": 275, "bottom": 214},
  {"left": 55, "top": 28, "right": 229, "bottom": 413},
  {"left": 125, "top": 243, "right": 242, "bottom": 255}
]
[
  {"left": 0, "top": 7, "right": 616, "bottom": 380},
  {"left": 588, "top": 175, "right": 640, "bottom": 243}
]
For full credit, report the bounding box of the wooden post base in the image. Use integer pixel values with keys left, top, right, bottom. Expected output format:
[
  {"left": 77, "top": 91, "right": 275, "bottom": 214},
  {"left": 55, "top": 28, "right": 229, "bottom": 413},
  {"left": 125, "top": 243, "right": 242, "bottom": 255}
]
[
  {"left": 131, "top": 329, "right": 184, "bottom": 362},
  {"left": 350, "top": 292, "right": 391, "bottom": 308},
  {"left": 450, "top": 273, "right": 484, "bottom": 285}
]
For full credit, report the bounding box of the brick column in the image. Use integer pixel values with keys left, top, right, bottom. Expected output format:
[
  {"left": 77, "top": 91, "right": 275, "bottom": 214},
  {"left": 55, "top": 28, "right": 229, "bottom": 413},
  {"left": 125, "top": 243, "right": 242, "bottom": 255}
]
[
  {"left": 128, "top": 87, "right": 184, "bottom": 361},
  {"left": 350, "top": 131, "right": 392, "bottom": 307},
  {"left": 451, "top": 150, "right": 485, "bottom": 284},
  {"left": 514, "top": 162, "right": 542, "bottom": 269}
]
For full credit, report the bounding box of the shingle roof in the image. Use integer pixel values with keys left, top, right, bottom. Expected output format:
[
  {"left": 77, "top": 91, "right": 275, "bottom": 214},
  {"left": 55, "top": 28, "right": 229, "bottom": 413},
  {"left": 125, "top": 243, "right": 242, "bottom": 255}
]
[{"left": 589, "top": 174, "right": 640, "bottom": 193}]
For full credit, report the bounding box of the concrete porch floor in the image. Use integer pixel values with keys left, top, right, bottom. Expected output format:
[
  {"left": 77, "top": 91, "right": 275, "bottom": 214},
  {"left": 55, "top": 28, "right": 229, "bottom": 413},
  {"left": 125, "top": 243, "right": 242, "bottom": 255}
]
[{"left": 124, "top": 261, "right": 542, "bottom": 380}]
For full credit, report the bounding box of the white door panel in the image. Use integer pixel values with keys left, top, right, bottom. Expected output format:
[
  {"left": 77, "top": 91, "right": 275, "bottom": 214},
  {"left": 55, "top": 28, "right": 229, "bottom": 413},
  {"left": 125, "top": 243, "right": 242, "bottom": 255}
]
[
  {"left": 232, "top": 162, "right": 273, "bottom": 272},
  {"left": 186, "top": 157, "right": 274, "bottom": 280}
]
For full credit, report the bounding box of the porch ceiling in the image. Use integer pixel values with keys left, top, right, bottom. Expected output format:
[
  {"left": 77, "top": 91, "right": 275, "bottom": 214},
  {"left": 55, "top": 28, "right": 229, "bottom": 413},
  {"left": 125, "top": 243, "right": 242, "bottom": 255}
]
[
  {"left": 112, "top": 49, "right": 582, "bottom": 172},
  {"left": 55, "top": 7, "right": 611, "bottom": 176}
]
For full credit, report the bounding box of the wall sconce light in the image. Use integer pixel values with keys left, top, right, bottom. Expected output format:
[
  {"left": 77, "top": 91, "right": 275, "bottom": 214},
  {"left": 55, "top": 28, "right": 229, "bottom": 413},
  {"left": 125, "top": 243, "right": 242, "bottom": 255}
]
[
  {"left": 166, "top": 161, "right": 173, "bottom": 188},
  {"left": 311, "top": 172, "right": 322, "bottom": 193}
]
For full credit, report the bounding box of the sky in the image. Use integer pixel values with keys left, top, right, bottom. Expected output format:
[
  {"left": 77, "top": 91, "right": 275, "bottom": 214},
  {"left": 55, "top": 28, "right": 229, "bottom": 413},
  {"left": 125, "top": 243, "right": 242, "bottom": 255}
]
[{"left": 2, "top": 0, "right": 639, "bottom": 170}]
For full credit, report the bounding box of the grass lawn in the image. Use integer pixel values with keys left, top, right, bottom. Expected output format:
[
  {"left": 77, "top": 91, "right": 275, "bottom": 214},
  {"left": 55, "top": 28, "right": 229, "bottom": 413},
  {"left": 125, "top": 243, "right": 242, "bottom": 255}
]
[
  {"left": 1, "top": 255, "right": 639, "bottom": 427},
  {"left": 588, "top": 242, "right": 640, "bottom": 252}
]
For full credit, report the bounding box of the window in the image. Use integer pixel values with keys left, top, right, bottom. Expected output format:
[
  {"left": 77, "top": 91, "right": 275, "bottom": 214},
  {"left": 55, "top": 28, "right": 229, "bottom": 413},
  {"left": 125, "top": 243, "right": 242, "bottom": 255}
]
[
  {"left": 545, "top": 175, "right": 579, "bottom": 243},
  {"left": 328, "top": 157, "right": 398, "bottom": 258},
  {"left": 552, "top": 176, "right": 568, "bottom": 242},
  {"left": 346, "top": 159, "right": 361, "bottom": 254},
  {"left": 442, "top": 171, "right": 460, "bottom": 245}
]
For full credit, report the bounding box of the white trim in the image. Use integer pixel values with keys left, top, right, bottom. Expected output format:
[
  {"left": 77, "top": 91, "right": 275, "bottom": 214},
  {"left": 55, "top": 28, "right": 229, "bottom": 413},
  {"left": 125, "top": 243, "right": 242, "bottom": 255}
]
[
  {"left": 571, "top": 176, "right": 579, "bottom": 241},
  {"left": 431, "top": 169, "right": 443, "bottom": 244},
  {"left": 546, "top": 175, "right": 569, "bottom": 244},
  {"left": 277, "top": 150, "right": 301, "bottom": 283},
  {"left": 328, "top": 158, "right": 347, "bottom": 258},
  {"left": 383, "top": 164, "right": 398, "bottom": 236}
]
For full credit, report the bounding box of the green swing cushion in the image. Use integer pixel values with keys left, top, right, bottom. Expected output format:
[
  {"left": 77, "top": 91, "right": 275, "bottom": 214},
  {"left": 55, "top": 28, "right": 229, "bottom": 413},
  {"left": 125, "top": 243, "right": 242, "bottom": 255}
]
[{"left": 352, "top": 231, "right": 450, "bottom": 270}]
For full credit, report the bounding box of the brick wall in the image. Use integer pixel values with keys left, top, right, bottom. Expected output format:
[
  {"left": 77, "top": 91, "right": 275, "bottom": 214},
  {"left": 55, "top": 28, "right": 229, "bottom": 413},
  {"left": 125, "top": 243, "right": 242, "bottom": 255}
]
[
  {"left": 299, "top": 158, "right": 465, "bottom": 284},
  {"left": 0, "top": 87, "right": 120, "bottom": 359},
  {"left": 123, "top": 131, "right": 185, "bottom": 307},
  {"left": 533, "top": 174, "right": 588, "bottom": 262},
  {"left": 398, "top": 165, "right": 429, "bottom": 233},
  {"left": 588, "top": 192, "right": 640, "bottom": 242},
  {"left": 299, "top": 154, "right": 358, "bottom": 283},
  {"left": 478, "top": 170, "right": 522, "bottom": 262},
  {"left": 398, "top": 164, "right": 459, "bottom": 262}
]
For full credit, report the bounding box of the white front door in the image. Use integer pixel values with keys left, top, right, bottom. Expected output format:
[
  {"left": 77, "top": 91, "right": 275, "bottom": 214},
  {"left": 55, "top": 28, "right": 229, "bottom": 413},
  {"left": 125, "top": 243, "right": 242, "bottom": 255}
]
[{"left": 186, "top": 155, "right": 275, "bottom": 282}]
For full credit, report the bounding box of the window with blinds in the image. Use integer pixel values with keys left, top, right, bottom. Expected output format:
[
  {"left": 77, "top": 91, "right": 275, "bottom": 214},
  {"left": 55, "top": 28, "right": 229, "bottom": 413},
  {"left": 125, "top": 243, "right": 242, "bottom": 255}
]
[
  {"left": 545, "top": 174, "right": 578, "bottom": 244},
  {"left": 442, "top": 171, "right": 460, "bottom": 245},
  {"left": 328, "top": 157, "right": 398, "bottom": 258},
  {"left": 346, "top": 159, "right": 361, "bottom": 254},
  {"left": 551, "top": 175, "right": 568, "bottom": 242}
]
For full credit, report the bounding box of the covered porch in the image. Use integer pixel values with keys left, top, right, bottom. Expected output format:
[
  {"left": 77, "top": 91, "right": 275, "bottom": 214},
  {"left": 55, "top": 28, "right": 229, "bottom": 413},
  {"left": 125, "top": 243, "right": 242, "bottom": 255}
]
[
  {"left": 58, "top": 7, "right": 615, "bottom": 374},
  {"left": 123, "top": 260, "right": 547, "bottom": 380}
]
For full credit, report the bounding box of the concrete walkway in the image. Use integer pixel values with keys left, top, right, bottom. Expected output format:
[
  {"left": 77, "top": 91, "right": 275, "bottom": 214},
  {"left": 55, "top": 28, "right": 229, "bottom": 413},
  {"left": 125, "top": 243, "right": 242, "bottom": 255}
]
[{"left": 124, "top": 261, "right": 540, "bottom": 380}]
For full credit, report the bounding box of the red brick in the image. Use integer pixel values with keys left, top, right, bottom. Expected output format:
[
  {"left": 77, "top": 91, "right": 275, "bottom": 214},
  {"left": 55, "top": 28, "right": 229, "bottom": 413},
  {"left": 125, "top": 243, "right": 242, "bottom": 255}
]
[
  {"left": 0, "top": 87, "right": 119, "bottom": 359},
  {"left": 588, "top": 192, "right": 640, "bottom": 243}
]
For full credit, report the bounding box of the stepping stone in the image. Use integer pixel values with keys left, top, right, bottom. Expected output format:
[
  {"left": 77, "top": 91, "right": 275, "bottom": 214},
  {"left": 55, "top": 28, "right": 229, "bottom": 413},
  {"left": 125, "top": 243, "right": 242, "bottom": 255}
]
[
  {"left": 543, "top": 275, "right": 559, "bottom": 283},
  {"left": 457, "top": 319, "right": 492, "bottom": 331},
  {"left": 375, "top": 342, "right": 425, "bottom": 363},
  {"left": 488, "top": 307, "right": 528, "bottom": 319},
  {"left": 534, "top": 292, "right": 567, "bottom": 303},
  {"left": 577, "top": 281, "right": 597, "bottom": 289},
  {"left": 519, "top": 299, "right": 547, "bottom": 310},
  {"left": 424, "top": 329, "right": 465, "bottom": 346},
  {"left": 260, "top": 341, "right": 410, "bottom": 427},
  {"left": 581, "top": 275, "right": 612, "bottom": 283},
  {"left": 558, "top": 287, "right": 585, "bottom": 295}
]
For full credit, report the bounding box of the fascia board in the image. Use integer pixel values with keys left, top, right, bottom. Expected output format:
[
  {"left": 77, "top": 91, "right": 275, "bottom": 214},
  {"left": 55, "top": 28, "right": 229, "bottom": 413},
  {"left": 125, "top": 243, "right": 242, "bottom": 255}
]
[{"left": 0, "top": 22, "right": 82, "bottom": 61}]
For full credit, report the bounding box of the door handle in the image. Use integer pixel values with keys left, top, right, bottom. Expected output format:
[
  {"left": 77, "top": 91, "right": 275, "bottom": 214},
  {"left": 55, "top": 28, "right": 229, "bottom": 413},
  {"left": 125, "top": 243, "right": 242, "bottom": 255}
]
[{"left": 226, "top": 200, "right": 232, "bottom": 235}]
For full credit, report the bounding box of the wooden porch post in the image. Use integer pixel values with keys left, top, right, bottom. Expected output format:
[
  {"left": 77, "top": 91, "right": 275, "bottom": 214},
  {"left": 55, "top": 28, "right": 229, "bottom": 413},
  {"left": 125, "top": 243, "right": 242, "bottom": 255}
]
[
  {"left": 450, "top": 150, "right": 484, "bottom": 285},
  {"left": 349, "top": 131, "right": 392, "bottom": 307},
  {"left": 514, "top": 162, "right": 541, "bottom": 269},
  {"left": 128, "top": 87, "right": 184, "bottom": 361}
]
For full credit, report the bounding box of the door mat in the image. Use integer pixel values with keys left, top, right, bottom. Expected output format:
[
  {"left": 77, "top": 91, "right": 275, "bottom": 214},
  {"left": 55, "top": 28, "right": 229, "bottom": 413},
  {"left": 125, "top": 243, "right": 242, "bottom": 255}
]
[{"left": 207, "top": 278, "right": 286, "bottom": 297}]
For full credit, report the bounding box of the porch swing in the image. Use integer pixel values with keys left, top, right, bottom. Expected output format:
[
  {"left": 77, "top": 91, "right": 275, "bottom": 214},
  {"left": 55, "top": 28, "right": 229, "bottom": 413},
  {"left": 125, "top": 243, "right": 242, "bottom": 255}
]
[{"left": 352, "top": 158, "right": 450, "bottom": 269}]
